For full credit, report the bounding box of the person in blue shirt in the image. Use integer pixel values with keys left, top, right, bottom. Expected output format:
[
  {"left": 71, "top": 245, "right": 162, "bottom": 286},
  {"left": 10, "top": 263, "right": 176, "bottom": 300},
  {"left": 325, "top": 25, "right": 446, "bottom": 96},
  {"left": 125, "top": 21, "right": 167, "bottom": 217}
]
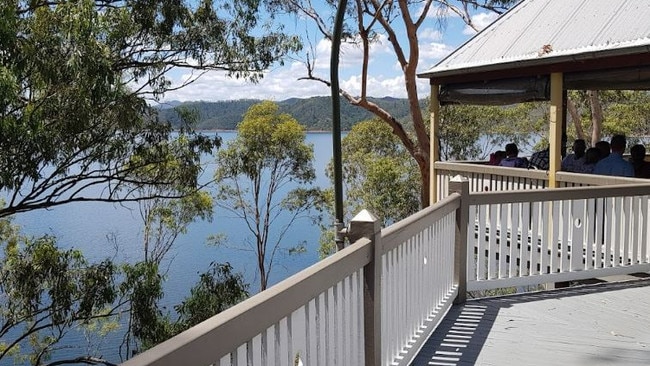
[{"left": 593, "top": 134, "right": 634, "bottom": 177}]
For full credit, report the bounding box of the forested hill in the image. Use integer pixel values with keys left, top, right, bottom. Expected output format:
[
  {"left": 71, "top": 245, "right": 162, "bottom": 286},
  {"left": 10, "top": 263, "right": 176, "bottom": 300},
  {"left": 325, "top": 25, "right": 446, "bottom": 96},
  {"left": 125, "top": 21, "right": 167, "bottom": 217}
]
[{"left": 156, "top": 96, "right": 414, "bottom": 131}]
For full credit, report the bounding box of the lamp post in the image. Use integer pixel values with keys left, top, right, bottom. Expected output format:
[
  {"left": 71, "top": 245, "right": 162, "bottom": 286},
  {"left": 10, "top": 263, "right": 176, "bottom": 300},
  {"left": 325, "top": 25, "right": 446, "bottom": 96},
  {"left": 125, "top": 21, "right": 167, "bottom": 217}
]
[{"left": 331, "top": 0, "right": 347, "bottom": 250}]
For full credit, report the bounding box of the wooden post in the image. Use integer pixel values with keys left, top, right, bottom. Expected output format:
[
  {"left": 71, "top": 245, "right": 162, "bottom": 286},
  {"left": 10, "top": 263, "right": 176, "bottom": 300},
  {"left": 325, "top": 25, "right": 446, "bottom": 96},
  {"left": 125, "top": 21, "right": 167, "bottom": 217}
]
[
  {"left": 430, "top": 84, "right": 441, "bottom": 205},
  {"left": 348, "top": 209, "right": 382, "bottom": 366},
  {"left": 548, "top": 73, "right": 564, "bottom": 188},
  {"left": 449, "top": 176, "right": 469, "bottom": 304}
]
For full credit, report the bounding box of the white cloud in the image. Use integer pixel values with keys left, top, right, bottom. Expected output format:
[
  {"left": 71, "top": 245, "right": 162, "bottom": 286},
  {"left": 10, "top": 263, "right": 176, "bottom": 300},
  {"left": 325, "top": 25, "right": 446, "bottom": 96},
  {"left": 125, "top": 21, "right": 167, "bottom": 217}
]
[
  {"left": 338, "top": 73, "right": 430, "bottom": 99},
  {"left": 419, "top": 41, "right": 455, "bottom": 67},
  {"left": 159, "top": 62, "right": 330, "bottom": 103},
  {"left": 420, "top": 28, "right": 443, "bottom": 42}
]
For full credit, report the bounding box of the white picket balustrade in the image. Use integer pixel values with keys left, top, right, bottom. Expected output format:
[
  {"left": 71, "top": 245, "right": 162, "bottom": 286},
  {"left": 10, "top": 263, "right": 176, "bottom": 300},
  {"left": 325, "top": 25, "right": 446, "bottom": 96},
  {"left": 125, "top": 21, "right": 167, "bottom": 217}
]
[
  {"left": 121, "top": 239, "right": 372, "bottom": 366},
  {"left": 120, "top": 165, "right": 650, "bottom": 366},
  {"left": 466, "top": 184, "right": 650, "bottom": 291},
  {"left": 121, "top": 194, "right": 463, "bottom": 366},
  {"left": 380, "top": 196, "right": 459, "bottom": 365},
  {"left": 435, "top": 161, "right": 548, "bottom": 201}
]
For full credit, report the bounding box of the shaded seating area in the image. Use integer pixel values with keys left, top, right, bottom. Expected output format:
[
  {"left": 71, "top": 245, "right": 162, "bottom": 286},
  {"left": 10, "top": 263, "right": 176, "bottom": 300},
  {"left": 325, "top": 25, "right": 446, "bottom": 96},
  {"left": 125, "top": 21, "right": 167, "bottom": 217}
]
[{"left": 418, "top": 0, "right": 650, "bottom": 200}]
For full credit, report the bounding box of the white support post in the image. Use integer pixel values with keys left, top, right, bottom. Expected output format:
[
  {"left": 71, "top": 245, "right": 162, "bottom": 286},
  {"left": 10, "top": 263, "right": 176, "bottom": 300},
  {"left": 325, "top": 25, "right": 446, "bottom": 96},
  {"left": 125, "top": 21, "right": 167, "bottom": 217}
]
[
  {"left": 348, "top": 209, "right": 382, "bottom": 366},
  {"left": 449, "top": 176, "right": 470, "bottom": 304},
  {"left": 549, "top": 73, "right": 564, "bottom": 188},
  {"left": 431, "top": 84, "right": 441, "bottom": 205}
]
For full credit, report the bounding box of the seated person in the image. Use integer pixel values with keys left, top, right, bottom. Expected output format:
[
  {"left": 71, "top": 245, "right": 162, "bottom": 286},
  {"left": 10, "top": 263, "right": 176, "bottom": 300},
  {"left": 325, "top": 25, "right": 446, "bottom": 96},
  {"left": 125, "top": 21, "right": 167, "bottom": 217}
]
[
  {"left": 630, "top": 144, "right": 650, "bottom": 178},
  {"left": 499, "top": 143, "right": 528, "bottom": 168},
  {"left": 529, "top": 147, "right": 549, "bottom": 170},
  {"left": 595, "top": 140, "right": 611, "bottom": 161},
  {"left": 488, "top": 150, "right": 506, "bottom": 165},
  {"left": 593, "top": 135, "right": 634, "bottom": 177},
  {"left": 578, "top": 147, "right": 601, "bottom": 174},
  {"left": 561, "top": 139, "right": 587, "bottom": 172}
]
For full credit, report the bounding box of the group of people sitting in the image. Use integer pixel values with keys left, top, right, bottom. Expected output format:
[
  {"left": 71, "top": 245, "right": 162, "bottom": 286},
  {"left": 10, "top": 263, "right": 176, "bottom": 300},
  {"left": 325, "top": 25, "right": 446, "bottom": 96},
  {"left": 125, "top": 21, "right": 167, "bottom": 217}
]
[{"left": 488, "top": 135, "right": 650, "bottom": 178}]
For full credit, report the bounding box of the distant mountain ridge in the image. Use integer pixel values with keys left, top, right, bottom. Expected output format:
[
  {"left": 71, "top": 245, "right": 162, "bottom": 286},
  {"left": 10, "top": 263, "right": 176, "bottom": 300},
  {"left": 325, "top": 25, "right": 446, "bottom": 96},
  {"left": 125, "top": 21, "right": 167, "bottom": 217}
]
[{"left": 156, "top": 96, "right": 413, "bottom": 131}]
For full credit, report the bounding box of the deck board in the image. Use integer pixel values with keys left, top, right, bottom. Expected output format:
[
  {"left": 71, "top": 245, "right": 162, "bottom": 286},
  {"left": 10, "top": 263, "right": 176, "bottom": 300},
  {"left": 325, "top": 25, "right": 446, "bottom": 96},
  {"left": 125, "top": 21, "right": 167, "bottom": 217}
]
[{"left": 411, "top": 277, "right": 650, "bottom": 365}]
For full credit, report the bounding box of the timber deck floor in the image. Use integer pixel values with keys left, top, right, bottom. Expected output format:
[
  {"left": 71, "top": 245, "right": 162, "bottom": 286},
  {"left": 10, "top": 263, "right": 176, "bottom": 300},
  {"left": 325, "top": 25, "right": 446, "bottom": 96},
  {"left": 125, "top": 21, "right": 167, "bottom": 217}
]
[{"left": 411, "top": 275, "right": 650, "bottom": 366}]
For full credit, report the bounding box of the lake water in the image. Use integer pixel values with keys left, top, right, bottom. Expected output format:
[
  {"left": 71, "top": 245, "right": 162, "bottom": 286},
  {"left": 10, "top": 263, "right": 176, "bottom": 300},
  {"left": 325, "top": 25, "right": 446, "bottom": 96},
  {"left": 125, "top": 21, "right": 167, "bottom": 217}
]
[
  {"left": 4, "top": 131, "right": 505, "bottom": 364},
  {"left": 4, "top": 132, "right": 334, "bottom": 364}
]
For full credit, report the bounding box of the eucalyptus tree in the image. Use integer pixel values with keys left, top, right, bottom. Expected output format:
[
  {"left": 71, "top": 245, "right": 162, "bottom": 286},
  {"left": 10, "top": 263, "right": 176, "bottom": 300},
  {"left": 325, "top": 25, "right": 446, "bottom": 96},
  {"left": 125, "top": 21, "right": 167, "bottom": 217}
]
[
  {"left": 566, "top": 90, "right": 650, "bottom": 146},
  {"left": 0, "top": 215, "right": 120, "bottom": 365},
  {"left": 0, "top": 213, "right": 249, "bottom": 365},
  {"left": 336, "top": 119, "right": 420, "bottom": 226},
  {"left": 213, "top": 101, "right": 323, "bottom": 291},
  {"left": 266, "top": 0, "right": 517, "bottom": 206},
  {"left": 0, "top": 0, "right": 301, "bottom": 218}
]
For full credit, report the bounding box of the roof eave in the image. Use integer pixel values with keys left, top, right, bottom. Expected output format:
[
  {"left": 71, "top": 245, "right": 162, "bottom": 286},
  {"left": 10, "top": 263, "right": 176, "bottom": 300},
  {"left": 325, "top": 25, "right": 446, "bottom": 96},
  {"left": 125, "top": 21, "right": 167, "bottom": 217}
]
[{"left": 418, "top": 45, "right": 650, "bottom": 83}]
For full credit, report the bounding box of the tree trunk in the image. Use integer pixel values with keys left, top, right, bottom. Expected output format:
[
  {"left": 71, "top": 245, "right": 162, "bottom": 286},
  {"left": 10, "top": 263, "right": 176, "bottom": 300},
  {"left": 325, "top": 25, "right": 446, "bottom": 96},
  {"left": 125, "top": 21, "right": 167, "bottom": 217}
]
[
  {"left": 588, "top": 90, "right": 603, "bottom": 144},
  {"left": 567, "top": 97, "right": 586, "bottom": 143}
]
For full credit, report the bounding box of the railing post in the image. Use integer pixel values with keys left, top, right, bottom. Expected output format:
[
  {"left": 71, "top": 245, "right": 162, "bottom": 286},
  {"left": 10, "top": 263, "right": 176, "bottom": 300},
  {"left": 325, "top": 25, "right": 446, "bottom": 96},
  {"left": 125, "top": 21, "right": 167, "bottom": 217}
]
[
  {"left": 347, "top": 209, "right": 382, "bottom": 366},
  {"left": 449, "top": 176, "right": 469, "bottom": 304}
]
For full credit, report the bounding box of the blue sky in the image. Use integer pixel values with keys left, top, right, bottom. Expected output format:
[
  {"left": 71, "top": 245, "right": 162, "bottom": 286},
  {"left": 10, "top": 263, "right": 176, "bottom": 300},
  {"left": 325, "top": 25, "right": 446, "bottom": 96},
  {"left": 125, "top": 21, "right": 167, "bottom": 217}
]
[{"left": 157, "top": 4, "right": 500, "bottom": 103}]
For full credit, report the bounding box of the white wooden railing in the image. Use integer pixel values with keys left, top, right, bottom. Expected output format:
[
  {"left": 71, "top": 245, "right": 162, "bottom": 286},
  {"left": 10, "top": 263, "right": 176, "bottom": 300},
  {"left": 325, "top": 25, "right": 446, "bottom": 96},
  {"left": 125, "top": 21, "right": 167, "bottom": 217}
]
[
  {"left": 465, "top": 183, "right": 650, "bottom": 292},
  {"left": 435, "top": 161, "right": 650, "bottom": 200},
  {"left": 121, "top": 195, "right": 461, "bottom": 366},
  {"left": 435, "top": 161, "right": 548, "bottom": 201},
  {"left": 121, "top": 164, "right": 650, "bottom": 366}
]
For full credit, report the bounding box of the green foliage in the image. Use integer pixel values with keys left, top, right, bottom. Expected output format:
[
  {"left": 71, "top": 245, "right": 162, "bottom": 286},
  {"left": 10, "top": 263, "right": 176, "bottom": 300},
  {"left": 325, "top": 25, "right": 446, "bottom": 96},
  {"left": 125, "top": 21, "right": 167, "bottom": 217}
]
[
  {"left": 440, "top": 102, "right": 547, "bottom": 159},
  {"left": 568, "top": 90, "right": 650, "bottom": 146},
  {"left": 174, "top": 263, "right": 248, "bottom": 329},
  {"left": 0, "top": 218, "right": 118, "bottom": 365},
  {"left": 318, "top": 119, "right": 420, "bottom": 257},
  {"left": 214, "top": 101, "right": 324, "bottom": 290},
  {"left": 339, "top": 119, "right": 421, "bottom": 225},
  {"left": 131, "top": 262, "right": 247, "bottom": 351},
  {"left": 1, "top": 0, "right": 299, "bottom": 218}
]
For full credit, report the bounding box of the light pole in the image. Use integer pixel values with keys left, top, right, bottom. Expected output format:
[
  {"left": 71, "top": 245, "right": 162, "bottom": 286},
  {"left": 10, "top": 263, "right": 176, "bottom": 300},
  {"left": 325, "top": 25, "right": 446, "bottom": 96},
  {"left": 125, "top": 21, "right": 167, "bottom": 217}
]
[{"left": 331, "top": 0, "right": 347, "bottom": 250}]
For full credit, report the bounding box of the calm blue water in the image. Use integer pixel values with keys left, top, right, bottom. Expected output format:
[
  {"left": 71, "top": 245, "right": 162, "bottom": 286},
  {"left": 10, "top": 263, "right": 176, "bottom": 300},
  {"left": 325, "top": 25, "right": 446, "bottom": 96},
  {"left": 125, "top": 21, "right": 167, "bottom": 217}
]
[
  {"left": 4, "top": 132, "right": 335, "bottom": 364},
  {"left": 3, "top": 130, "right": 504, "bottom": 364}
]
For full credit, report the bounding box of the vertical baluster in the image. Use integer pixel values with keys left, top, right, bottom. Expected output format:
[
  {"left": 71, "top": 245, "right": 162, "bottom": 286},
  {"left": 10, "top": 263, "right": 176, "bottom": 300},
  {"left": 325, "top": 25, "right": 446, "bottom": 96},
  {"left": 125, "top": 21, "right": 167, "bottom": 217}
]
[
  {"left": 571, "top": 199, "right": 585, "bottom": 271},
  {"left": 499, "top": 203, "right": 508, "bottom": 278},
  {"left": 622, "top": 196, "right": 631, "bottom": 266},
  {"left": 246, "top": 338, "right": 254, "bottom": 366},
  {"left": 561, "top": 200, "right": 570, "bottom": 272},
  {"left": 315, "top": 294, "right": 322, "bottom": 366},
  {"left": 287, "top": 313, "right": 293, "bottom": 366},
  {"left": 305, "top": 301, "right": 312, "bottom": 365},
  {"left": 595, "top": 198, "right": 604, "bottom": 269},
  {"left": 613, "top": 196, "right": 622, "bottom": 266},
  {"left": 604, "top": 197, "right": 613, "bottom": 267},
  {"left": 489, "top": 204, "right": 498, "bottom": 279},
  {"left": 550, "top": 201, "right": 560, "bottom": 273},
  {"left": 509, "top": 202, "right": 520, "bottom": 278},
  {"left": 476, "top": 205, "right": 486, "bottom": 281},
  {"left": 468, "top": 205, "right": 478, "bottom": 282},
  {"left": 540, "top": 201, "right": 551, "bottom": 274},
  {"left": 641, "top": 197, "right": 649, "bottom": 263},
  {"left": 585, "top": 198, "right": 595, "bottom": 270},
  {"left": 274, "top": 322, "right": 281, "bottom": 366},
  {"left": 520, "top": 202, "right": 530, "bottom": 276},
  {"left": 631, "top": 196, "right": 640, "bottom": 265}
]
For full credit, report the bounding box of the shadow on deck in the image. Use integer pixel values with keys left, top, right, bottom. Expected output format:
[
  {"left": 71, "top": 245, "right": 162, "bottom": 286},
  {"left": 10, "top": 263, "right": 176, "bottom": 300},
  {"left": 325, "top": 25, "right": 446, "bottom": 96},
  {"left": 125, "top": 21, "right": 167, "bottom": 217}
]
[{"left": 412, "top": 274, "right": 650, "bottom": 366}]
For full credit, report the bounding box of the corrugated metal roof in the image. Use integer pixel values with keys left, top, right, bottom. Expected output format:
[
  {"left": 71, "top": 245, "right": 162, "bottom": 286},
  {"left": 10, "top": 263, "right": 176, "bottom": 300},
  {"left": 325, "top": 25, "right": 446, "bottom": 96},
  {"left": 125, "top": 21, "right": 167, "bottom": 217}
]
[{"left": 419, "top": 0, "right": 650, "bottom": 79}]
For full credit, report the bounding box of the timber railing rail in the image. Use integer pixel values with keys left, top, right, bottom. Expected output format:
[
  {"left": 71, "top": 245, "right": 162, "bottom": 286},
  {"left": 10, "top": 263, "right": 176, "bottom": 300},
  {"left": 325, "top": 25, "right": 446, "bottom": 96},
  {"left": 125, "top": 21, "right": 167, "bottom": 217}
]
[
  {"left": 121, "top": 194, "right": 462, "bottom": 366},
  {"left": 467, "top": 182, "right": 650, "bottom": 292},
  {"left": 435, "top": 161, "right": 650, "bottom": 200},
  {"left": 122, "top": 170, "right": 650, "bottom": 366}
]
